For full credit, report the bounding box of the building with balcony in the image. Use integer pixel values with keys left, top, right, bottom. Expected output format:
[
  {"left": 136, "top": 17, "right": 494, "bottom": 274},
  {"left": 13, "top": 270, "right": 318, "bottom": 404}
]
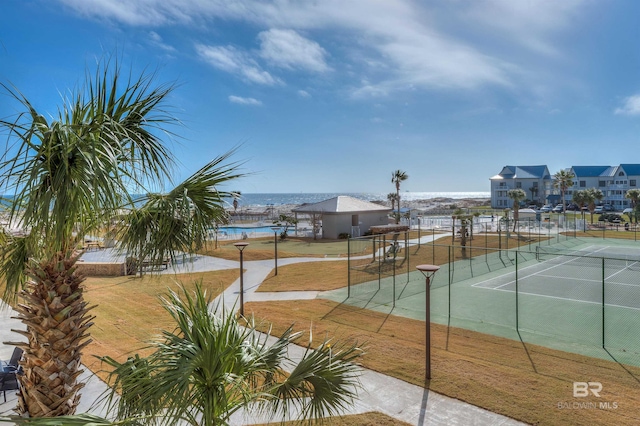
[
  {"left": 490, "top": 164, "right": 640, "bottom": 210},
  {"left": 490, "top": 165, "right": 551, "bottom": 208}
]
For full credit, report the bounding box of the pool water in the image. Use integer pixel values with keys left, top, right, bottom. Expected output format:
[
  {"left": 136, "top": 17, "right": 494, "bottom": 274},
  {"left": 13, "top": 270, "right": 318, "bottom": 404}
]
[{"left": 214, "top": 226, "right": 285, "bottom": 235}]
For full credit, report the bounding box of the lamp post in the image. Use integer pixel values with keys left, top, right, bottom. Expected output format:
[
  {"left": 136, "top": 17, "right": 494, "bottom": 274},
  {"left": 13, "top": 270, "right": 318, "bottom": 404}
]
[
  {"left": 270, "top": 226, "right": 281, "bottom": 276},
  {"left": 416, "top": 264, "right": 440, "bottom": 380},
  {"left": 234, "top": 242, "right": 249, "bottom": 316}
]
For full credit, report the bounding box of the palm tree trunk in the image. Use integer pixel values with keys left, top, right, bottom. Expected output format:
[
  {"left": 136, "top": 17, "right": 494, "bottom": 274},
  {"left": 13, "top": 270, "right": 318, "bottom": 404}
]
[{"left": 8, "top": 252, "right": 94, "bottom": 417}]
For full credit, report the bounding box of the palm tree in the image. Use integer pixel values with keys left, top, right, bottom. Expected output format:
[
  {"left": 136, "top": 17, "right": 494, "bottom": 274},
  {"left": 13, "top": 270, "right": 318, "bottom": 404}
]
[
  {"left": 572, "top": 189, "right": 588, "bottom": 211},
  {"left": 507, "top": 188, "right": 527, "bottom": 232},
  {"left": 585, "top": 187, "right": 604, "bottom": 224},
  {"left": 391, "top": 170, "right": 408, "bottom": 224},
  {"left": 4, "top": 284, "right": 364, "bottom": 425},
  {"left": 0, "top": 61, "right": 242, "bottom": 417},
  {"left": 625, "top": 188, "right": 640, "bottom": 223},
  {"left": 553, "top": 170, "right": 575, "bottom": 213},
  {"left": 387, "top": 192, "right": 398, "bottom": 211},
  {"left": 572, "top": 189, "right": 589, "bottom": 226}
]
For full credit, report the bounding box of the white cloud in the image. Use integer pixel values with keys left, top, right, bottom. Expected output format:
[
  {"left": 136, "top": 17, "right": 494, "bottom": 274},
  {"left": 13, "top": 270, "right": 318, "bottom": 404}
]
[
  {"left": 615, "top": 95, "right": 640, "bottom": 116},
  {"left": 148, "top": 31, "right": 176, "bottom": 52},
  {"left": 229, "top": 95, "right": 262, "bottom": 105},
  {"left": 195, "top": 44, "right": 281, "bottom": 86},
  {"left": 258, "top": 29, "right": 330, "bottom": 73},
  {"left": 57, "top": 0, "right": 589, "bottom": 97},
  {"left": 297, "top": 90, "right": 311, "bottom": 98}
]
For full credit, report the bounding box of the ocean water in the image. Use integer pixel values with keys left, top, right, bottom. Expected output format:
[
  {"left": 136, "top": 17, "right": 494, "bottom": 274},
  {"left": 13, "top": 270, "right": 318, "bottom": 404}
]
[{"left": 233, "top": 192, "right": 490, "bottom": 207}]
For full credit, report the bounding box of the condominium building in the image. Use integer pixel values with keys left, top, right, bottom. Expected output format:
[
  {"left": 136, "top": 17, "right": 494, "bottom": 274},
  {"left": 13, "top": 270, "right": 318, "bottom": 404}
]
[{"left": 490, "top": 164, "right": 640, "bottom": 209}]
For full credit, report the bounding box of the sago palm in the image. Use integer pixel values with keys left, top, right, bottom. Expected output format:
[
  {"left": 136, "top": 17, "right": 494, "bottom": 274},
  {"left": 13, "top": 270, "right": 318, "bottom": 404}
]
[{"left": 0, "top": 60, "right": 241, "bottom": 417}]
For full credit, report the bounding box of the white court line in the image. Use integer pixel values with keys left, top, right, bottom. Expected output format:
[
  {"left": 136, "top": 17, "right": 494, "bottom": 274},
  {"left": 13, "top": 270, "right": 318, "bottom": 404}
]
[
  {"left": 530, "top": 273, "right": 640, "bottom": 288},
  {"left": 467, "top": 245, "right": 640, "bottom": 311},
  {"left": 487, "top": 286, "right": 640, "bottom": 312},
  {"left": 471, "top": 245, "right": 612, "bottom": 290}
]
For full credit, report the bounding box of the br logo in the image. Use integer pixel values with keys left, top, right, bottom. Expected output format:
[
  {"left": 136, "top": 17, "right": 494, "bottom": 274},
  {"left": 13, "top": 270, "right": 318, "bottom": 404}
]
[{"left": 573, "top": 382, "right": 602, "bottom": 397}]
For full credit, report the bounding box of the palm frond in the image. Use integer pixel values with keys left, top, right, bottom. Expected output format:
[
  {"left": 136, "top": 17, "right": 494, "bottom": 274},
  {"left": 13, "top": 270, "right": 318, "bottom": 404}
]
[
  {"left": 259, "top": 338, "right": 364, "bottom": 423},
  {"left": 116, "top": 150, "right": 245, "bottom": 268},
  {"left": 3, "top": 412, "right": 149, "bottom": 425}
]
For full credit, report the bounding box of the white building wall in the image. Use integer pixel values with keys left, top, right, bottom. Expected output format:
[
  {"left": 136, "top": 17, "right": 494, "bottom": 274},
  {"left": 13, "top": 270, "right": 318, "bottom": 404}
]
[{"left": 322, "top": 212, "right": 389, "bottom": 239}]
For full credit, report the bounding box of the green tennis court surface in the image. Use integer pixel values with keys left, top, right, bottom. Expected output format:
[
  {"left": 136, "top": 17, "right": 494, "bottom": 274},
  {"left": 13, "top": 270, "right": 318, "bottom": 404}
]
[{"left": 321, "top": 238, "right": 640, "bottom": 367}]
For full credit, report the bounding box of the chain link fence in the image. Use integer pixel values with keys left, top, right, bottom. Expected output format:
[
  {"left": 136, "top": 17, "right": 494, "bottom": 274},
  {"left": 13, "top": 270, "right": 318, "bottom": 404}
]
[{"left": 346, "top": 231, "right": 640, "bottom": 367}]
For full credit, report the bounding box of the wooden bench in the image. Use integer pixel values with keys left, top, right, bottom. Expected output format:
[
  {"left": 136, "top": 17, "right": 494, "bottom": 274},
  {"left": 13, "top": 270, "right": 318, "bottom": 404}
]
[{"left": 140, "top": 257, "right": 171, "bottom": 270}]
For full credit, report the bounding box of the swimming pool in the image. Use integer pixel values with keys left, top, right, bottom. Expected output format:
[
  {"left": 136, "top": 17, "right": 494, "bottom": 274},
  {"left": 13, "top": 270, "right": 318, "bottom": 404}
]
[{"left": 213, "top": 226, "right": 287, "bottom": 236}]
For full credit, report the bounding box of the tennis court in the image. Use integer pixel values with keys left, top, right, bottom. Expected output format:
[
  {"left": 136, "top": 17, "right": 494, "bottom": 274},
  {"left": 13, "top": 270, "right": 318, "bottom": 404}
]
[
  {"left": 472, "top": 244, "right": 640, "bottom": 311},
  {"left": 322, "top": 237, "right": 640, "bottom": 367}
]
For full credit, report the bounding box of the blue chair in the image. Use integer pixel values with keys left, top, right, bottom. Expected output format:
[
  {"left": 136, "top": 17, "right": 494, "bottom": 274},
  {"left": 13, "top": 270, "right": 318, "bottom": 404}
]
[
  {"left": 2, "top": 347, "right": 23, "bottom": 373},
  {"left": 1, "top": 347, "right": 23, "bottom": 403},
  {"left": 0, "top": 370, "right": 19, "bottom": 403}
]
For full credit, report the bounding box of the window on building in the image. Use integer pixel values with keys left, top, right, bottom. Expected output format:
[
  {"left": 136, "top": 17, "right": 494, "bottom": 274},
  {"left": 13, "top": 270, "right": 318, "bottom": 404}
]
[
  {"left": 619, "top": 171, "right": 625, "bottom": 176},
  {"left": 631, "top": 180, "right": 637, "bottom": 187},
  {"left": 580, "top": 181, "right": 586, "bottom": 187},
  {"left": 599, "top": 181, "right": 606, "bottom": 187},
  {"left": 516, "top": 182, "right": 521, "bottom": 188},
  {"left": 499, "top": 182, "right": 506, "bottom": 187}
]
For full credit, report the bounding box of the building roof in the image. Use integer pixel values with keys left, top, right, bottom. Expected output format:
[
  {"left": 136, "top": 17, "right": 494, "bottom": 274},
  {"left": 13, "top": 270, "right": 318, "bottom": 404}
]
[
  {"left": 619, "top": 164, "right": 640, "bottom": 176},
  {"left": 570, "top": 166, "right": 612, "bottom": 177},
  {"left": 491, "top": 165, "right": 549, "bottom": 180},
  {"left": 292, "top": 195, "right": 391, "bottom": 214}
]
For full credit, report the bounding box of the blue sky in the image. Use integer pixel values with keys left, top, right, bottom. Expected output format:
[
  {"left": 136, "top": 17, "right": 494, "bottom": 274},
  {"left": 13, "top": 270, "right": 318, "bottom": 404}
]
[{"left": 1, "top": 0, "right": 640, "bottom": 194}]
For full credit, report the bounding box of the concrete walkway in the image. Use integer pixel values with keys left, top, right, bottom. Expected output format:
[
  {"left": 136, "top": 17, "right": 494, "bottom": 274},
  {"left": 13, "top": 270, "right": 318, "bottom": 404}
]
[{"left": 1, "top": 233, "right": 524, "bottom": 425}]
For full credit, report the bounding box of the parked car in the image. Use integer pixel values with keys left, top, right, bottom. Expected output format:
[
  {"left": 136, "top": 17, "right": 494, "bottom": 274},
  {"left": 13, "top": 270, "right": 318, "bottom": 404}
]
[
  {"left": 552, "top": 205, "right": 564, "bottom": 213},
  {"left": 594, "top": 206, "right": 604, "bottom": 213},
  {"left": 540, "top": 204, "right": 552, "bottom": 213},
  {"left": 566, "top": 203, "right": 579, "bottom": 211},
  {"left": 602, "top": 204, "right": 614, "bottom": 212}
]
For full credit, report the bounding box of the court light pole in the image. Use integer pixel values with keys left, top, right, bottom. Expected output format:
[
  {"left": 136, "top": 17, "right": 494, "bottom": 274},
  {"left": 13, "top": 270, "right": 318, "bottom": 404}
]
[
  {"left": 416, "top": 264, "right": 440, "bottom": 380},
  {"left": 234, "top": 242, "right": 249, "bottom": 316},
  {"left": 270, "top": 226, "right": 281, "bottom": 275}
]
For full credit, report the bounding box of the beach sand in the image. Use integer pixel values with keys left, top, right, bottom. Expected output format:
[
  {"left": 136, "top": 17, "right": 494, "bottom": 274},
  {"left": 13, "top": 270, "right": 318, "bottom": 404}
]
[{"left": 229, "top": 197, "right": 491, "bottom": 217}]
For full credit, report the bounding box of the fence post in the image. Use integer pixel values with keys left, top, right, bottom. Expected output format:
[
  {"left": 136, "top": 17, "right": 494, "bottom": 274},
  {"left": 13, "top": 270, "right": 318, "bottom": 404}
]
[
  {"left": 602, "top": 257, "right": 605, "bottom": 348},
  {"left": 348, "top": 238, "right": 351, "bottom": 298},
  {"left": 393, "top": 252, "right": 396, "bottom": 309},
  {"left": 515, "top": 252, "right": 519, "bottom": 332},
  {"left": 448, "top": 245, "right": 452, "bottom": 321}
]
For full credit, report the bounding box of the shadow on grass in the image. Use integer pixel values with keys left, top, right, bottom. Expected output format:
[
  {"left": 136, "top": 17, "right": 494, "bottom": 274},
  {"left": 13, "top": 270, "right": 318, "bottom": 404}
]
[{"left": 604, "top": 348, "right": 640, "bottom": 384}]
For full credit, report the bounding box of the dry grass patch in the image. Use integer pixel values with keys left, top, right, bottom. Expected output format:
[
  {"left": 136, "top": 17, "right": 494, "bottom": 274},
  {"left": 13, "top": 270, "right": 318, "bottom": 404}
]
[
  {"left": 246, "top": 299, "right": 640, "bottom": 426},
  {"left": 574, "top": 230, "right": 640, "bottom": 241},
  {"left": 198, "top": 237, "right": 345, "bottom": 261},
  {"left": 252, "top": 411, "right": 410, "bottom": 426},
  {"left": 257, "top": 260, "right": 347, "bottom": 292},
  {"left": 256, "top": 235, "right": 542, "bottom": 293},
  {"left": 82, "top": 269, "right": 238, "bottom": 379}
]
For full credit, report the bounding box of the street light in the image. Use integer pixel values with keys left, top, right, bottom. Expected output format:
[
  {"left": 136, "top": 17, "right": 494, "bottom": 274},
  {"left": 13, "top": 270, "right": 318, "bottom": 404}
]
[
  {"left": 234, "top": 242, "right": 249, "bottom": 316},
  {"left": 270, "top": 226, "right": 281, "bottom": 276},
  {"left": 416, "top": 264, "right": 440, "bottom": 380}
]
